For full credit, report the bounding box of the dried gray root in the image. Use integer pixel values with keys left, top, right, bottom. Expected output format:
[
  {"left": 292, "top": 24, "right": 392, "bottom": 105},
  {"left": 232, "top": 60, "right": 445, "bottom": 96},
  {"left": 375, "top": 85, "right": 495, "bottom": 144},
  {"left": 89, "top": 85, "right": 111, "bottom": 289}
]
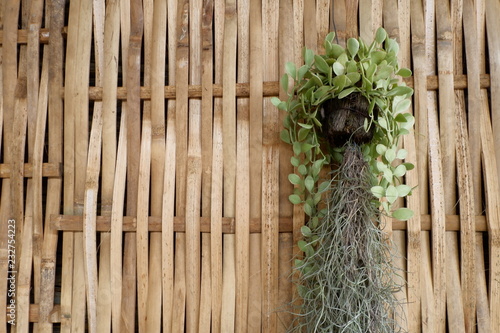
[{"left": 289, "top": 143, "right": 405, "bottom": 333}]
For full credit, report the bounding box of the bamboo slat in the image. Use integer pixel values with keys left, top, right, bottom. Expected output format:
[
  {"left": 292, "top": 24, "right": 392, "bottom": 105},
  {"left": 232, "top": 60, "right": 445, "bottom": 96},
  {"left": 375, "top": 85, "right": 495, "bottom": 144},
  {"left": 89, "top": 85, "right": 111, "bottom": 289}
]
[
  {"left": 235, "top": 0, "right": 250, "bottom": 331},
  {"left": 38, "top": 1, "right": 64, "bottom": 331}
]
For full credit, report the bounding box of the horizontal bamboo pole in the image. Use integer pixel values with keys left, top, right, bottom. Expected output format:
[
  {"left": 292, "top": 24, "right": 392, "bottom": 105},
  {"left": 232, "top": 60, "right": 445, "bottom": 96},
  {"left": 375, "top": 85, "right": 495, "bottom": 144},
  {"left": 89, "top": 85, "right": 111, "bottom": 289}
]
[
  {"left": 62, "top": 74, "right": 491, "bottom": 101},
  {"left": 0, "top": 163, "right": 61, "bottom": 178},
  {"left": 51, "top": 214, "right": 487, "bottom": 233}
]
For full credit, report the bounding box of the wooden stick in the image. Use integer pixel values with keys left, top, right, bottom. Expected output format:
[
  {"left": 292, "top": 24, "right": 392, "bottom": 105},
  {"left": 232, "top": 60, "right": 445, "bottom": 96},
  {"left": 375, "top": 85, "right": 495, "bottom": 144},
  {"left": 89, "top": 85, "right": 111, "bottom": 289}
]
[
  {"left": 145, "top": 0, "right": 165, "bottom": 331},
  {"left": 38, "top": 1, "right": 65, "bottom": 331},
  {"left": 485, "top": 0, "right": 500, "bottom": 329},
  {"left": 261, "top": 0, "right": 280, "bottom": 331},
  {"left": 186, "top": 0, "right": 203, "bottom": 330},
  {"left": 220, "top": 0, "right": 237, "bottom": 330},
  {"left": 235, "top": 0, "right": 250, "bottom": 330},
  {"left": 163, "top": 0, "right": 177, "bottom": 330},
  {"left": 198, "top": 0, "right": 214, "bottom": 331}
]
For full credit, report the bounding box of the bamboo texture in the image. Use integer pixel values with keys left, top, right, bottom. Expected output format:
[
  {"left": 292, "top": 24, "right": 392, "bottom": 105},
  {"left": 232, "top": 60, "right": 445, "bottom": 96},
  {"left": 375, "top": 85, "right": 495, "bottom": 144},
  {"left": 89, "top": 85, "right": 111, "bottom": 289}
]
[{"left": 1, "top": 1, "right": 500, "bottom": 332}]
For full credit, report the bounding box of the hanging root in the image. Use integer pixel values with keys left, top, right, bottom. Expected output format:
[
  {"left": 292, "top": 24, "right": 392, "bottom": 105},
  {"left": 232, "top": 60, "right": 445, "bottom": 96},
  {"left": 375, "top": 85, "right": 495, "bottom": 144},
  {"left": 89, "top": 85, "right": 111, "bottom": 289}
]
[{"left": 290, "top": 142, "right": 405, "bottom": 333}]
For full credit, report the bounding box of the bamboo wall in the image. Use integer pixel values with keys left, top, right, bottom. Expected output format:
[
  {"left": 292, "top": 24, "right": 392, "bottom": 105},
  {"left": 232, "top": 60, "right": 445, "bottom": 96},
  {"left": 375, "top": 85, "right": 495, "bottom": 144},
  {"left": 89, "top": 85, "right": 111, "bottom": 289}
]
[{"left": 0, "top": 0, "right": 499, "bottom": 332}]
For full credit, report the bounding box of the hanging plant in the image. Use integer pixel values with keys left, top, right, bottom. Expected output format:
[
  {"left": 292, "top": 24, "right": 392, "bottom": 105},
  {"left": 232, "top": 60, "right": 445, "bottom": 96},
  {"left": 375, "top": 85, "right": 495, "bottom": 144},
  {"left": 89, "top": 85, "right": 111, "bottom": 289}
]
[{"left": 273, "top": 28, "right": 414, "bottom": 332}]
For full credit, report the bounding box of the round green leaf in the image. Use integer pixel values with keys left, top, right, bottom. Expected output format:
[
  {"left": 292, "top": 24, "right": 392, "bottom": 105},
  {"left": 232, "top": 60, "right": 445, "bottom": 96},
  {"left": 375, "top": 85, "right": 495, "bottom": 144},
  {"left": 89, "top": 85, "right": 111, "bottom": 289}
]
[
  {"left": 290, "top": 156, "right": 300, "bottom": 167},
  {"left": 371, "top": 186, "right": 385, "bottom": 199},
  {"left": 301, "top": 225, "right": 312, "bottom": 237},
  {"left": 298, "top": 164, "right": 308, "bottom": 175},
  {"left": 304, "top": 48, "right": 314, "bottom": 66},
  {"left": 396, "top": 149, "right": 408, "bottom": 159},
  {"left": 333, "top": 62, "right": 345, "bottom": 76},
  {"left": 376, "top": 144, "right": 387, "bottom": 155},
  {"left": 347, "top": 38, "right": 359, "bottom": 57},
  {"left": 271, "top": 97, "right": 281, "bottom": 107},
  {"left": 304, "top": 175, "right": 315, "bottom": 192},
  {"left": 385, "top": 149, "right": 396, "bottom": 163},
  {"left": 375, "top": 27, "right": 387, "bottom": 44},
  {"left": 285, "top": 62, "right": 296, "bottom": 79},
  {"left": 397, "top": 68, "right": 412, "bottom": 77},
  {"left": 392, "top": 207, "right": 414, "bottom": 221},
  {"left": 304, "top": 202, "right": 313, "bottom": 216},
  {"left": 289, "top": 194, "right": 302, "bottom": 205},
  {"left": 298, "top": 127, "right": 310, "bottom": 141},
  {"left": 318, "top": 181, "right": 330, "bottom": 193},
  {"left": 395, "top": 99, "right": 412, "bottom": 114},
  {"left": 314, "top": 55, "right": 330, "bottom": 74},
  {"left": 385, "top": 185, "right": 398, "bottom": 204},
  {"left": 280, "top": 129, "right": 291, "bottom": 144},
  {"left": 393, "top": 164, "right": 407, "bottom": 177},
  {"left": 396, "top": 184, "right": 412, "bottom": 197},
  {"left": 288, "top": 173, "right": 301, "bottom": 185}
]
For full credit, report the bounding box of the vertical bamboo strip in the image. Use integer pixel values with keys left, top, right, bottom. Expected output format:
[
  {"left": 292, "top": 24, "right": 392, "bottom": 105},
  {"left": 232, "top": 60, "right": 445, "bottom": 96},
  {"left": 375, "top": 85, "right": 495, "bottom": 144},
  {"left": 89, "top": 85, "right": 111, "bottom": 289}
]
[
  {"left": 0, "top": 20, "right": 17, "bottom": 332},
  {"left": 315, "top": 0, "right": 330, "bottom": 52},
  {"left": 163, "top": 0, "right": 177, "bottom": 330},
  {"left": 62, "top": 0, "right": 92, "bottom": 331},
  {"left": 26, "top": 2, "right": 45, "bottom": 320},
  {"left": 303, "top": 0, "right": 317, "bottom": 50},
  {"left": 410, "top": 2, "right": 434, "bottom": 332},
  {"left": 211, "top": 0, "right": 224, "bottom": 325},
  {"left": 173, "top": 1, "right": 189, "bottom": 331},
  {"left": 110, "top": 114, "right": 127, "bottom": 333},
  {"left": 435, "top": 2, "right": 466, "bottom": 332},
  {"left": 122, "top": 0, "right": 142, "bottom": 328},
  {"left": 199, "top": 0, "right": 214, "bottom": 330},
  {"left": 235, "top": 0, "right": 250, "bottom": 330},
  {"left": 277, "top": 1, "right": 294, "bottom": 329},
  {"left": 360, "top": 0, "right": 382, "bottom": 41},
  {"left": 102, "top": 0, "right": 120, "bottom": 330},
  {"left": 186, "top": 0, "right": 202, "bottom": 331},
  {"left": 137, "top": 2, "right": 152, "bottom": 330},
  {"left": 38, "top": 1, "right": 64, "bottom": 331},
  {"left": 248, "top": 0, "right": 263, "bottom": 329},
  {"left": 486, "top": 2, "right": 500, "bottom": 329},
  {"left": 221, "top": 0, "right": 237, "bottom": 329},
  {"left": 82, "top": 1, "right": 105, "bottom": 330},
  {"left": 262, "top": 0, "right": 280, "bottom": 331},
  {"left": 146, "top": 0, "right": 166, "bottom": 331}
]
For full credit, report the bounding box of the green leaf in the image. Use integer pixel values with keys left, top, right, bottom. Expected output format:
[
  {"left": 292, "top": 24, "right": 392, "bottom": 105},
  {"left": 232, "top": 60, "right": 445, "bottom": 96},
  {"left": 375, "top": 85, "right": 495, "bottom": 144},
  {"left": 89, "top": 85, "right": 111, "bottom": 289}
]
[
  {"left": 347, "top": 38, "right": 359, "bottom": 57},
  {"left": 403, "top": 162, "right": 415, "bottom": 171},
  {"left": 395, "top": 99, "right": 412, "bottom": 114},
  {"left": 289, "top": 194, "right": 302, "bottom": 205},
  {"left": 298, "top": 127, "right": 310, "bottom": 141},
  {"left": 392, "top": 207, "right": 414, "bottom": 220},
  {"left": 314, "top": 55, "right": 330, "bottom": 74},
  {"left": 386, "top": 85, "right": 413, "bottom": 97},
  {"left": 301, "top": 225, "right": 312, "bottom": 237},
  {"left": 333, "top": 62, "right": 345, "bottom": 75},
  {"left": 301, "top": 143, "right": 314, "bottom": 153},
  {"left": 304, "top": 202, "right": 313, "bottom": 216},
  {"left": 331, "top": 44, "right": 345, "bottom": 58},
  {"left": 383, "top": 168, "right": 393, "bottom": 182},
  {"left": 318, "top": 180, "right": 330, "bottom": 193},
  {"left": 396, "top": 149, "right": 408, "bottom": 159},
  {"left": 396, "top": 184, "right": 412, "bottom": 197},
  {"left": 293, "top": 142, "right": 301, "bottom": 156},
  {"left": 297, "top": 65, "right": 310, "bottom": 81},
  {"left": 332, "top": 74, "right": 347, "bottom": 92},
  {"left": 385, "top": 148, "right": 396, "bottom": 163},
  {"left": 304, "top": 48, "right": 314, "bottom": 67},
  {"left": 311, "top": 159, "right": 324, "bottom": 177},
  {"left": 376, "top": 144, "right": 387, "bottom": 155},
  {"left": 385, "top": 185, "right": 398, "bottom": 204},
  {"left": 280, "top": 74, "right": 289, "bottom": 93},
  {"left": 290, "top": 156, "right": 300, "bottom": 167},
  {"left": 378, "top": 117, "right": 388, "bottom": 129},
  {"left": 346, "top": 72, "right": 361, "bottom": 85},
  {"left": 304, "top": 176, "right": 315, "bottom": 192},
  {"left": 298, "top": 240, "right": 308, "bottom": 252},
  {"left": 310, "top": 216, "right": 319, "bottom": 229},
  {"left": 394, "top": 164, "right": 407, "bottom": 177},
  {"left": 371, "top": 186, "right": 385, "bottom": 199},
  {"left": 371, "top": 50, "right": 387, "bottom": 64},
  {"left": 325, "top": 31, "right": 336, "bottom": 43},
  {"left": 397, "top": 68, "right": 412, "bottom": 77},
  {"left": 337, "top": 87, "right": 356, "bottom": 99},
  {"left": 375, "top": 27, "right": 387, "bottom": 44},
  {"left": 298, "top": 122, "right": 313, "bottom": 129},
  {"left": 285, "top": 62, "right": 296, "bottom": 79},
  {"left": 288, "top": 173, "right": 301, "bottom": 185},
  {"left": 280, "top": 129, "right": 291, "bottom": 144},
  {"left": 271, "top": 97, "right": 281, "bottom": 107},
  {"left": 298, "top": 164, "right": 308, "bottom": 175}
]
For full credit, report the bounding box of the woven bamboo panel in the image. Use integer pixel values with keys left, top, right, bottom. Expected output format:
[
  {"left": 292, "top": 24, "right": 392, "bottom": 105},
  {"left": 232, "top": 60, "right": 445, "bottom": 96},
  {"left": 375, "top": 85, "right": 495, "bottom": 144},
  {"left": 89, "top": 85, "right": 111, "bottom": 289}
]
[{"left": 0, "top": 0, "right": 498, "bottom": 332}]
